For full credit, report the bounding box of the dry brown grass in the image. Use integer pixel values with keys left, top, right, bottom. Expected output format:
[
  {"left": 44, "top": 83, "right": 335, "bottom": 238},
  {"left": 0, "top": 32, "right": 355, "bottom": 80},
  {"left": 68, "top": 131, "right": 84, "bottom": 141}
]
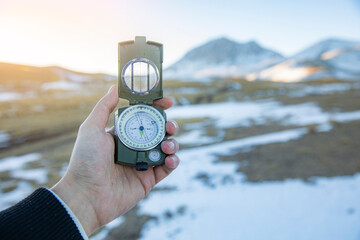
[{"left": 219, "top": 121, "right": 360, "bottom": 182}]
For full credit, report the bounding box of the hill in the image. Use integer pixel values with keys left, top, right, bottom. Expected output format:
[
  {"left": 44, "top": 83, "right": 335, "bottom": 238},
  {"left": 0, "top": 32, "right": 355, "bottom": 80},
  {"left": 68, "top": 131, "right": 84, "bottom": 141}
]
[
  {"left": 164, "top": 37, "right": 360, "bottom": 82},
  {"left": 164, "top": 37, "right": 284, "bottom": 80}
]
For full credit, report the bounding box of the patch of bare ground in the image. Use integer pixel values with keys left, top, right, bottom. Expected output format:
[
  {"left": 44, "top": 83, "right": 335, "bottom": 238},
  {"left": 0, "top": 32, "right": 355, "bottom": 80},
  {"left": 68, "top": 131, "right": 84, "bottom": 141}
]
[
  {"left": 104, "top": 206, "right": 156, "bottom": 240},
  {"left": 219, "top": 121, "right": 360, "bottom": 182},
  {"left": 276, "top": 89, "right": 360, "bottom": 112}
]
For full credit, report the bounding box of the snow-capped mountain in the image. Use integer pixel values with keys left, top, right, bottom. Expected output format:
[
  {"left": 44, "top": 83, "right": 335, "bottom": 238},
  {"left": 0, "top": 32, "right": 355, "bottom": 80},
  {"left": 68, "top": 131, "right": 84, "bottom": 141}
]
[
  {"left": 165, "top": 37, "right": 360, "bottom": 82},
  {"left": 164, "top": 37, "right": 284, "bottom": 80},
  {"left": 247, "top": 38, "right": 360, "bottom": 82}
]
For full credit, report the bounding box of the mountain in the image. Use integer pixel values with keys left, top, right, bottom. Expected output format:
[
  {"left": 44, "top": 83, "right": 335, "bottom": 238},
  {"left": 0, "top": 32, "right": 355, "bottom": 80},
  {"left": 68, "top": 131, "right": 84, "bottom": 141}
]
[
  {"left": 0, "top": 62, "right": 116, "bottom": 92},
  {"left": 164, "top": 37, "right": 284, "bottom": 80},
  {"left": 247, "top": 38, "right": 360, "bottom": 81},
  {"left": 164, "top": 37, "right": 360, "bottom": 82}
]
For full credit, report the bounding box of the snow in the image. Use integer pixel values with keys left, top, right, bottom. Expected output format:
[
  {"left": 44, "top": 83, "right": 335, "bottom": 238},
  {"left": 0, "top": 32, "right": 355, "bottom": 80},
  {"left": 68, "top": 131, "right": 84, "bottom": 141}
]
[
  {"left": 135, "top": 100, "right": 360, "bottom": 239},
  {"left": 53, "top": 68, "right": 91, "bottom": 83},
  {"left": 137, "top": 123, "right": 360, "bottom": 240},
  {"left": 293, "top": 39, "right": 359, "bottom": 61},
  {"left": 182, "top": 128, "right": 308, "bottom": 157},
  {"left": 332, "top": 110, "right": 360, "bottom": 123},
  {"left": 288, "top": 83, "right": 359, "bottom": 97},
  {"left": 0, "top": 131, "right": 11, "bottom": 148},
  {"left": 168, "top": 99, "right": 360, "bottom": 129},
  {"left": 176, "top": 129, "right": 220, "bottom": 146},
  {"left": 140, "top": 128, "right": 310, "bottom": 196},
  {"left": 165, "top": 38, "right": 360, "bottom": 82},
  {"left": 166, "top": 87, "right": 207, "bottom": 95},
  {"left": 0, "top": 80, "right": 359, "bottom": 239},
  {"left": 325, "top": 47, "right": 360, "bottom": 73},
  {"left": 0, "top": 92, "right": 23, "bottom": 102},
  {"left": 248, "top": 40, "right": 360, "bottom": 82},
  {"left": 90, "top": 217, "right": 125, "bottom": 240},
  {"left": 0, "top": 153, "right": 41, "bottom": 171},
  {"left": 315, "top": 122, "right": 333, "bottom": 132},
  {"left": 11, "top": 168, "right": 47, "bottom": 184},
  {"left": 246, "top": 60, "right": 319, "bottom": 82},
  {"left": 140, "top": 174, "right": 360, "bottom": 240},
  {"left": 42, "top": 81, "right": 81, "bottom": 91},
  {"left": 177, "top": 97, "right": 191, "bottom": 105},
  {"left": 321, "top": 48, "right": 344, "bottom": 60},
  {"left": 164, "top": 37, "right": 284, "bottom": 80},
  {"left": 0, "top": 181, "right": 33, "bottom": 210},
  {"left": 168, "top": 100, "right": 278, "bottom": 127},
  {"left": 0, "top": 153, "right": 46, "bottom": 209}
]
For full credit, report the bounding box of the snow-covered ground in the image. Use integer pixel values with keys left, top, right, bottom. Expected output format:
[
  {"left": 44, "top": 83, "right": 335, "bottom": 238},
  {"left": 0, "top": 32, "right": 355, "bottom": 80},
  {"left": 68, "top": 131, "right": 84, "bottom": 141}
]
[
  {"left": 0, "top": 131, "right": 11, "bottom": 148},
  {"left": 137, "top": 125, "right": 360, "bottom": 240},
  {"left": 42, "top": 80, "right": 82, "bottom": 91},
  {"left": 140, "top": 173, "right": 360, "bottom": 240},
  {"left": 0, "top": 153, "right": 44, "bottom": 210},
  {"left": 169, "top": 99, "right": 360, "bottom": 130},
  {"left": 93, "top": 99, "right": 360, "bottom": 240},
  {"left": 288, "top": 83, "right": 360, "bottom": 97},
  {"left": 0, "top": 92, "right": 23, "bottom": 102}
]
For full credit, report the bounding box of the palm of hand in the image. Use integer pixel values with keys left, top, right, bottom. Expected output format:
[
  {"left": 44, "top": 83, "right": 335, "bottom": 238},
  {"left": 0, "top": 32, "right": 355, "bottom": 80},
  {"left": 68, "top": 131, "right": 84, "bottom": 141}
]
[
  {"left": 69, "top": 122, "right": 172, "bottom": 228},
  {"left": 57, "top": 86, "right": 179, "bottom": 234}
]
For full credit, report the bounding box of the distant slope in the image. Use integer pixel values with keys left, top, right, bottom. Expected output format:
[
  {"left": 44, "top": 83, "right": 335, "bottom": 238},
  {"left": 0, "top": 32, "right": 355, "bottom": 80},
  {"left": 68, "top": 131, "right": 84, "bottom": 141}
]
[
  {"left": 247, "top": 38, "right": 360, "bottom": 82},
  {"left": 164, "top": 37, "right": 360, "bottom": 82},
  {"left": 0, "top": 62, "right": 116, "bottom": 91},
  {"left": 164, "top": 37, "right": 284, "bottom": 80}
]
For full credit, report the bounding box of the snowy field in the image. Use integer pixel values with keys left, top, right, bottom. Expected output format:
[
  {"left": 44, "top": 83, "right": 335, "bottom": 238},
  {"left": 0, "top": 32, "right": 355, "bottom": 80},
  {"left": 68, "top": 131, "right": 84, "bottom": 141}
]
[
  {"left": 140, "top": 158, "right": 360, "bottom": 240},
  {"left": 96, "top": 93, "right": 360, "bottom": 240},
  {"left": 137, "top": 100, "right": 360, "bottom": 240}
]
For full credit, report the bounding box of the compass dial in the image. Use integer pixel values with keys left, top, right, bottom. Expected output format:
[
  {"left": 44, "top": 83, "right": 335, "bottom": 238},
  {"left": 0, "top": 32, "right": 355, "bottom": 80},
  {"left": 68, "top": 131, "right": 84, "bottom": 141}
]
[{"left": 116, "top": 105, "right": 165, "bottom": 151}]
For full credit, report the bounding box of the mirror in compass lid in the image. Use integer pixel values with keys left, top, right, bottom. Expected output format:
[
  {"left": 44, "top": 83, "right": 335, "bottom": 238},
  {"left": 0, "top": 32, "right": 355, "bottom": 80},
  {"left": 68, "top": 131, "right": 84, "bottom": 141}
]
[{"left": 122, "top": 57, "right": 159, "bottom": 96}]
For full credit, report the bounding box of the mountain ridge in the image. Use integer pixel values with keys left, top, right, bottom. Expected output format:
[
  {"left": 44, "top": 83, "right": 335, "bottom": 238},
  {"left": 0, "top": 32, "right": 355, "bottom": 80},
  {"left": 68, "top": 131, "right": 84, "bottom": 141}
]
[
  {"left": 165, "top": 37, "right": 360, "bottom": 81},
  {"left": 165, "top": 37, "right": 285, "bottom": 80},
  {"left": 1, "top": 37, "right": 359, "bottom": 83}
]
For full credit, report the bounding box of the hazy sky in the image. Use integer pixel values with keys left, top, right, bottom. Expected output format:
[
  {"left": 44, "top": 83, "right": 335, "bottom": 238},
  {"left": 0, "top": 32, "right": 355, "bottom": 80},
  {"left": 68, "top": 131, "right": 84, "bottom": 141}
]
[{"left": 0, "top": 0, "right": 359, "bottom": 75}]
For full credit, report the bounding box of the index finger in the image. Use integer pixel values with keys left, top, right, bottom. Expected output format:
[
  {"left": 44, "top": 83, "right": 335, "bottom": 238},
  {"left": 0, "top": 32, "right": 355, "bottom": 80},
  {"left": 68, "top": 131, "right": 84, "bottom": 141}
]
[{"left": 153, "top": 97, "right": 173, "bottom": 110}]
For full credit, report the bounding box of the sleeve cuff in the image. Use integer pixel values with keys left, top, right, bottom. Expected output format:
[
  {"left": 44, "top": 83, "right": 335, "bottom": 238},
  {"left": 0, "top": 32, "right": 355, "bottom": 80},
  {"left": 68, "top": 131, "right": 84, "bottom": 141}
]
[
  {"left": 48, "top": 188, "right": 89, "bottom": 240},
  {"left": 0, "top": 188, "right": 85, "bottom": 240}
]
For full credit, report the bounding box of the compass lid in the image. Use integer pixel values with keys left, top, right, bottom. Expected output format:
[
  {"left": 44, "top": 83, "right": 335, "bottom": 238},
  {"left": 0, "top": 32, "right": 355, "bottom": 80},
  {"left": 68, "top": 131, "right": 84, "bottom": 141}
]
[{"left": 118, "top": 36, "right": 163, "bottom": 105}]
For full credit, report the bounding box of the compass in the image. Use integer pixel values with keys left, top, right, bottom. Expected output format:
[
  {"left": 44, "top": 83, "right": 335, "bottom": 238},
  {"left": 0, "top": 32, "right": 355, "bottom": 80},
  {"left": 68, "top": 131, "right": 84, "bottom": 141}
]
[
  {"left": 116, "top": 105, "right": 165, "bottom": 151},
  {"left": 114, "top": 36, "right": 167, "bottom": 171}
]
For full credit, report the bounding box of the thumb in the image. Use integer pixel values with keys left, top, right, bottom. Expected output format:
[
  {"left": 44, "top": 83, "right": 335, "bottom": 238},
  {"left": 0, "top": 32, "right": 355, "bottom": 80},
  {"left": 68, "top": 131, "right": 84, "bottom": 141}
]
[{"left": 84, "top": 85, "right": 119, "bottom": 130}]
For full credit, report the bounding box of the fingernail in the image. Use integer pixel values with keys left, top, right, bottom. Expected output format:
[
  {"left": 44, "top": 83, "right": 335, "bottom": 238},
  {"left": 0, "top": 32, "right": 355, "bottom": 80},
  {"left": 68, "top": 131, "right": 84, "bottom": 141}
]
[
  {"left": 171, "top": 121, "right": 179, "bottom": 134},
  {"left": 170, "top": 156, "right": 179, "bottom": 168},
  {"left": 167, "top": 141, "right": 175, "bottom": 151}
]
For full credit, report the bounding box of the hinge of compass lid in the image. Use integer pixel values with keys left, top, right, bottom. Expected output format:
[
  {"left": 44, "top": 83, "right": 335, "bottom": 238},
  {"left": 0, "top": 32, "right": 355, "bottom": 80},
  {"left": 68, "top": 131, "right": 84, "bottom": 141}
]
[{"left": 118, "top": 36, "right": 163, "bottom": 105}]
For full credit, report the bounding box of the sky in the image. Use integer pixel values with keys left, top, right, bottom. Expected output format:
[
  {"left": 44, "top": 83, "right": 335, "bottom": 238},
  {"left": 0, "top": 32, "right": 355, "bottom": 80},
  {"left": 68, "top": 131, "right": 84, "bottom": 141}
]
[{"left": 0, "top": 0, "right": 359, "bottom": 75}]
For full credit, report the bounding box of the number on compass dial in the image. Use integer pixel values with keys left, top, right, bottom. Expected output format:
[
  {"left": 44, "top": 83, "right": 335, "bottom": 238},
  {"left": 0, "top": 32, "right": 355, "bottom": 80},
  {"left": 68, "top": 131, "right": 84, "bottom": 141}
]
[{"left": 116, "top": 105, "right": 166, "bottom": 151}]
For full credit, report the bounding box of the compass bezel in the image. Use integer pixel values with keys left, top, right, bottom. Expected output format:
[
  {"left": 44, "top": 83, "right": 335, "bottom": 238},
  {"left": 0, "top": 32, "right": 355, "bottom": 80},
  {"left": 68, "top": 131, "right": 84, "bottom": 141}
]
[{"left": 115, "top": 104, "right": 166, "bottom": 151}]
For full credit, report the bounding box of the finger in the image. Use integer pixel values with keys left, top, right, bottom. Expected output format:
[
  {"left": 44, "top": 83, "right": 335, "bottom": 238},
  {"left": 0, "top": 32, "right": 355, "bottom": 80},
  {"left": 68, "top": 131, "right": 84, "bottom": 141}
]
[
  {"left": 153, "top": 97, "right": 173, "bottom": 110},
  {"left": 154, "top": 154, "right": 180, "bottom": 183},
  {"left": 84, "top": 85, "right": 118, "bottom": 130},
  {"left": 161, "top": 139, "right": 179, "bottom": 155},
  {"left": 166, "top": 120, "right": 178, "bottom": 136}
]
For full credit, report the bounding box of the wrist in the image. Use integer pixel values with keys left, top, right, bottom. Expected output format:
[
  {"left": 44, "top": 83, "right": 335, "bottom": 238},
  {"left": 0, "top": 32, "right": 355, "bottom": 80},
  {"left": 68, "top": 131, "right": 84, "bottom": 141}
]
[{"left": 51, "top": 175, "right": 100, "bottom": 235}]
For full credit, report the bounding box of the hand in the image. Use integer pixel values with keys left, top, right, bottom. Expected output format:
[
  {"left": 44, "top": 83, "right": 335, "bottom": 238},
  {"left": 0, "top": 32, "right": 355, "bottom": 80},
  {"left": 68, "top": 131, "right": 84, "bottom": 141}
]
[{"left": 51, "top": 86, "right": 180, "bottom": 235}]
